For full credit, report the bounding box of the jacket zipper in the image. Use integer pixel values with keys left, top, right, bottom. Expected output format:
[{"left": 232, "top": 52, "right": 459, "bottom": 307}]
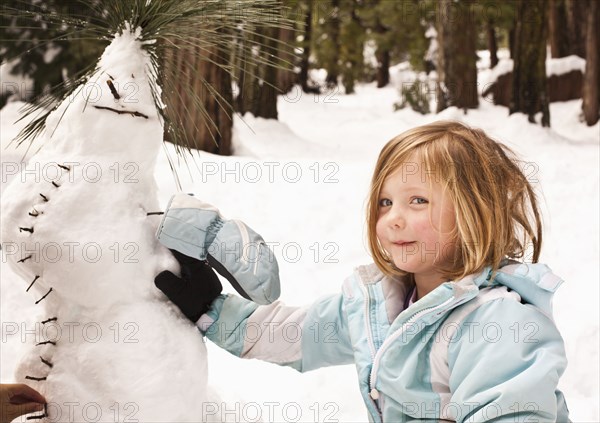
[
  {"left": 358, "top": 281, "right": 381, "bottom": 418},
  {"left": 368, "top": 296, "right": 456, "bottom": 397},
  {"left": 358, "top": 281, "right": 377, "bottom": 359}
]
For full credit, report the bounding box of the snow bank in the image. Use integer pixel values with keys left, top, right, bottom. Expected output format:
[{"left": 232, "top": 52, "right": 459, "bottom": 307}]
[
  {"left": 547, "top": 55, "right": 586, "bottom": 77},
  {"left": 483, "top": 55, "right": 587, "bottom": 85}
]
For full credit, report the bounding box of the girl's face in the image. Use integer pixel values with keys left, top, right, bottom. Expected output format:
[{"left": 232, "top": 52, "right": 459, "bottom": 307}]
[{"left": 376, "top": 157, "right": 457, "bottom": 284}]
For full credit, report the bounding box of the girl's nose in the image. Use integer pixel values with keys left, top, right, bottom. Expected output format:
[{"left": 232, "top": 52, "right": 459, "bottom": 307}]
[{"left": 386, "top": 208, "right": 406, "bottom": 230}]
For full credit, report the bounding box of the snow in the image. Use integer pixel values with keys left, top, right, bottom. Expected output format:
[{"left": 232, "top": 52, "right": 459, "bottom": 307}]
[
  {"left": 2, "top": 73, "right": 599, "bottom": 421},
  {"left": 425, "top": 26, "right": 437, "bottom": 39},
  {"left": 363, "top": 39, "right": 378, "bottom": 69},
  {"left": 547, "top": 55, "right": 587, "bottom": 77},
  {"left": 485, "top": 58, "right": 514, "bottom": 84},
  {"left": 483, "top": 54, "right": 587, "bottom": 86}
]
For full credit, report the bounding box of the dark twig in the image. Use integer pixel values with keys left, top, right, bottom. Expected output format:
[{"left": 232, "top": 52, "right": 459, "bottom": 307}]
[
  {"left": 106, "top": 79, "right": 120, "bottom": 100},
  {"left": 40, "top": 356, "right": 53, "bottom": 368},
  {"left": 39, "top": 193, "right": 49, "bottom": 202},
  {"left": 29, "top": 208, "right": 40, "bottom": 217},
  {"left": 52, "top": 181, "right": 60, "bottom": 188},
  {"left": 36, "top": 341, "right": 56, "bottom": 346},
  {"left": 35, "top": 288, "right": 53, "bottom": 304},
  {"left": 27, "top": 275, "right": 40, "bottom": 292},
  {"left": 146, "top": 211, "right": 165, "bottom": 216},
  {"left": 41, "top": 317, "right": 57, "bottom": 324},
  {"left": 58, "top": 164, "right": 71, "bottom": 171},
  {"left": 19, "top": 227, "right": 34, "bottom": 233},
  {"left": 25, "top": 376, "right": 47, "bottom": 381},
  {"left": 18, "top": 255, "right": 33, "bottom": 263},
  {"left": 93, "top": 105, "right": 148, "bottom": 119}
]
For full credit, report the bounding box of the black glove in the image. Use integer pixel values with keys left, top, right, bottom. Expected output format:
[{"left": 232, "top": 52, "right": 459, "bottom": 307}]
[{"left": 154, "top": 249, "right": 223, "bottom": 322}]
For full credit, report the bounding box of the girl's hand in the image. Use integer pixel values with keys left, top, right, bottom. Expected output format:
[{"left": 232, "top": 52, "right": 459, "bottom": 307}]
[
  {"left": 155, "top": 249, "right": 223, "bottom": 323},
  {"left": 0, "top": 383, "right": 46, "bottom": 423}
]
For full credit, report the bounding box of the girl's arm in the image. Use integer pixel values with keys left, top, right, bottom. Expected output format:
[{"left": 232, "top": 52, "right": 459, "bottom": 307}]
[
  {"left": 155, "top": 193, "right": 355, "bottom": 371},
  {"left": 200, "top": 292, "right": 355, "bottom": 372},
  {"left": 447, "top": 298, "right": 570, "bottom": 422}
]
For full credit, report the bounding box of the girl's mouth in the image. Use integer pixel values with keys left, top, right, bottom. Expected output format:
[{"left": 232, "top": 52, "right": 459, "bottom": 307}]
[{"left": 393, "top": 241, "right": 416, "bottom": 247}]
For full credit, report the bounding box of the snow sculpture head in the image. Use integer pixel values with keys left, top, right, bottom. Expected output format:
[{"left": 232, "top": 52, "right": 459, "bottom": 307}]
[{"left": 45, "top": 24, "right": 163, "bottom": 165}]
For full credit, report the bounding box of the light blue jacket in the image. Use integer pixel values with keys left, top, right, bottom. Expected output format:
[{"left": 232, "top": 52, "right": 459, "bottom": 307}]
[{"left": 200, "top": 262, "right": 570, "bottom": 422}]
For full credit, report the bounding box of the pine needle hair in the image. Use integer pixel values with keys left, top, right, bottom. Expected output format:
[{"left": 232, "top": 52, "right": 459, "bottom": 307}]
[
  {"left": 367, "top": 120, "right": 543, "bottom": 282},
  {"left": 2, "top": 0, "right": 295, "bottom": 155}
]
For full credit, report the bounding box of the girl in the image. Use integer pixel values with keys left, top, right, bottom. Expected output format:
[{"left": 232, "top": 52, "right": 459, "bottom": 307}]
[{"left": 155, "top": 120, "right": 570, "bottom": 422}]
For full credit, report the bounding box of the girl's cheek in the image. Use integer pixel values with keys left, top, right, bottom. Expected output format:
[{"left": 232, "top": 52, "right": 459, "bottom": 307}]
[
  {"left": 375, "top": 219, "right": 386, "bottom": 239},
  {"left": 413, "top": 217, "right": 433, "bottom": 234}
]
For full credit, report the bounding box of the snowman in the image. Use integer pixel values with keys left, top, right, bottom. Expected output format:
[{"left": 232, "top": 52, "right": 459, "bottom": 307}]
[{"left": 0, "top": 11, "right": 279, "bottom": 419}]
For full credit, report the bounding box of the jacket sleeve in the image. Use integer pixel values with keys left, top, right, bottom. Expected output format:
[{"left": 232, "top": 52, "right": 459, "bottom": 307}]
[
  {"left": 198, "top": 291, "right": 355, "bottom": 372},
  {"left": 447, "top": 298, "right": 569, "bottom": 422}
]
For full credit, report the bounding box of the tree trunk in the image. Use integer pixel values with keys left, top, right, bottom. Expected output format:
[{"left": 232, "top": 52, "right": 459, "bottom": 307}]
[
  {"left": 235, "top": 22, "right": 283, "bottom": 120},
  {"left": 374, "top": 20, "right": 390, "bottom": 88},
  {"left": 509, "top": 27, "right": 516, "bottom": 59},
  {"left": 375, "top": 48, "right": 390, "bottom": 88},
  {"left": 435, "top": 4, "right": 448, "bottom": 113},
  {"left": 250, "top": 26, "right": 279, "bottom": 120},
  {"left": 197, "top": 44, "right": 233, "bottom": 154},
  {"left": 325, "top": 0, "right": 341, "bottom": 88},
  {"left": 437, "top": 0, "right": 478, "bottom": 110},
  {"left": 277, "top": 26, "right": 298, "bottom": 94},
  {"left": 235, "top": 29, "right": 254, "bottom": 116},
  {"left": 548, "top": 0, "right": 571, "bottom": 58},
  {"left": 341, "top": 6, "right": 363, "bottom": 95},
  {"left": 299, "top": 2, "right": 316, "bottom": 93},
  {"left": 164, "top": 40, "right": 232, "bottom": 155},
  {"left": 582, "top": 0, "right": 599, "bottom": 125},
  {"left": 487, "top": 19, "right": 498, "bottom": 69},
  {"left": 510, "top": 0, "right": 550, "bottom": 126},
  {"left": 566, "top": 0, "right": 587, "bottom": 57}
]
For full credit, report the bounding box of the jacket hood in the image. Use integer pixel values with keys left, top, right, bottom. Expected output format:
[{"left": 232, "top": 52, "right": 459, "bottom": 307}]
[{"left": 475, "top": 261, "right": 564, "bottom": 316}]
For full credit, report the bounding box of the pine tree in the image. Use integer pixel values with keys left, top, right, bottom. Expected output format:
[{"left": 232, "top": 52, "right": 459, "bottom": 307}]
[
  {"left": 436, "top": 0, "right": 478, "bottom": 111},
  {"left": 298, "top": 0, "right": 319, "bottom": 93},
  {"left": 319, "top": 0, "right": 342, "bottom": 87},
  {"left": 356, "top": 0, "right": 392, "bottom": 88},
  {"left": 582, "top": 0, "right": 599, "bottom": 125},
  {"left": 0, "top": 0, "right": 105, "bottom": 107},
  {"left": 548, "top": 0, "right": 571, "bottom": 58},
  {"left": 233, "top": 1, "right": 298, "bottom": 121},
  {"left": 565, "top": 0, "right": 587, "bottom": 58},
  {"left": 339, "top": 0, "right": 367, "bottom": 94},
  {"left": 486, "top": 18, "right": 499, "bottom": 69},
  {"left": 510, "top": 0, "right": 550, "bottom": 126}
]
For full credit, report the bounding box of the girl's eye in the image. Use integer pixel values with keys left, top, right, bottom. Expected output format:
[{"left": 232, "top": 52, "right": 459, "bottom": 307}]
[
  {"left": 378, "top": 198, "right": 392, "bottom": 207},
  {"left": 410, "top": 197, "right": 428, "bottom": 205}
]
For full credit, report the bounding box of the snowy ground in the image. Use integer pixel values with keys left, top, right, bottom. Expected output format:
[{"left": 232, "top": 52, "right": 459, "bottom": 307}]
[{"left": 1, "top": 72, "right": 599, "bottom": 421}]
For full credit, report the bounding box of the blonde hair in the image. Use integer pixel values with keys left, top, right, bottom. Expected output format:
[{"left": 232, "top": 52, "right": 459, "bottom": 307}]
[{"left": 367, "top": 120, "right": 542, "bottom": 281}]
